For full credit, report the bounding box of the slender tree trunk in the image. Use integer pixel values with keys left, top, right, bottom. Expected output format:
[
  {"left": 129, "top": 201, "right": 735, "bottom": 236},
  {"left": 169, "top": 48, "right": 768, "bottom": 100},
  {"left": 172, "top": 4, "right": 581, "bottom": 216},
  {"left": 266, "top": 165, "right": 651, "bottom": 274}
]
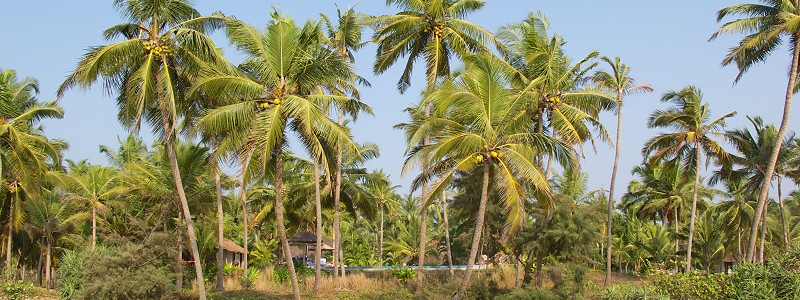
[
  {"left": 674, "top": 207, "right": 679, "bottom": 274},
  {"left": 92, "top": 205, "right": 97, "bottom": 249},
  {"left": 747, "top": 37, "right": 800, "bottom": 263},
  {"left": 313, "top": 159, "right": 322, "bottom": 293},
  {"left": 685, "top": 147, "right": 702, "bottom": 272},
  {"left": 156, "top": 79, "right": 206, "bottom": 300},
  {"left": 379, "top": 205, "right": 384, "bottom": 268},
  {"left": 778, "top": 176, "right": 790, "bottom": 249},
  {"left": 6, "top": 195, "right": 12, "bottom": 270},
  {"left": 275, "top": 142, "right": 301, "bottom": 300},
  {"left": 333, "top": 108, "right": 344, "bottom": 288},
  {"left": 177, "top": 212, "right": 183, "bottom": 290},
  {"left": 240, "top": 151, "right": 252, "bottom": 280},
  {"left": 417, "top": 102, "right": 432, "bottom": 290},
  {"left": 442, "top": 190, "right": 454, "bottom": 276},
  {"left": 605, "top": 96, "right": 623, "bottom": 286},
  {"left": 45, "top": 239, "right": 51, "bottom": 289},
  {"left": 759, "top": 204, "right": 768, "bottom": 264},
  {"left": 737, "top": 225, "right": 742, "bottom": 260},
  {"left": 453, "top": 162, "right": 490, "bottom": 300},
  {"left": 213, "top": 140, "right": 225, "bottom": 292}
]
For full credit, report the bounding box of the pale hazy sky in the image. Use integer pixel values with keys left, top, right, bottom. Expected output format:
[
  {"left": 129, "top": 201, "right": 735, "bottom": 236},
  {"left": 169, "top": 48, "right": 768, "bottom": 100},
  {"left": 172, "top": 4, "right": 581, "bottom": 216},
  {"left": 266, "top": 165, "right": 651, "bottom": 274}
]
[{"left": 0, "top": 1, "right": 795, "bottom": 198}]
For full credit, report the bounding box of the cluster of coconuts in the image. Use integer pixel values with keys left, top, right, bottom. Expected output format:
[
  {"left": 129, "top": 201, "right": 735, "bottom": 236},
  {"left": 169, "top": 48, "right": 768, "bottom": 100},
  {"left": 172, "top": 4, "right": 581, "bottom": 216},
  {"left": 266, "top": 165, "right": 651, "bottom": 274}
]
[
  {"left": 423, "top": 25, "right": 444, "bottom": 38},
  {"left": 472, "top": 149, "right": 505, "bottom": 164},
  {"left": 258, "top": 98, "right": 283, "bottom": 110},
  {"left": 142, "top": 38, "right": 174, "bottom": 57}
]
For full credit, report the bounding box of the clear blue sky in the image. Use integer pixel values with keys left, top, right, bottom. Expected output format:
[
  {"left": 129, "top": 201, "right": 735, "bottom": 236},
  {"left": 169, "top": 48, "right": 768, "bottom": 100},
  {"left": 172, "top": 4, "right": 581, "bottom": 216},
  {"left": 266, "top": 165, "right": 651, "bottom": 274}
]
[{"left": 0, "top": 1, "right": 795, "bottom": 198}]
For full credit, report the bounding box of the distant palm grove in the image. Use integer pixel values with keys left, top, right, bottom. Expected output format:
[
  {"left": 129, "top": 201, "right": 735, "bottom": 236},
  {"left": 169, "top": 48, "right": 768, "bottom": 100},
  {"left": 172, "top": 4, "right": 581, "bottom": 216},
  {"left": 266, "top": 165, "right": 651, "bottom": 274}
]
[{"left": 4, "top": 0, "right": 800, "bottom": 299}]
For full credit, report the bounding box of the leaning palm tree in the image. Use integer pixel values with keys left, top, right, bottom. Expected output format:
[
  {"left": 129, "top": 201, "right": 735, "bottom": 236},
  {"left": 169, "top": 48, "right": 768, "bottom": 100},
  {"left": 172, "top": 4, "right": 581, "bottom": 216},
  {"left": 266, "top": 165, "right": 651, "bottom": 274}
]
[
  {"left": 371, "top": 0, "right": 497, "bottom": 287},
  {"left": 193, "top": 13, "right": 356, "bottom": 300},
  {"left": 403, "top": 54, "right": 570, "bottom": 300},
  {"left": 0, "top": 68, "right": 64, "bottom": 269},
  {"left": 591, "top": 56, "right": 653, "bottom": 285},
  {"left": 711, "top": 0, "right": 800, "bottom": 263},
  {"left": 642, "top": 86, "right": 734, "bottom": 272},
  {"left": 57, "top": 1, "right": 225, "bottom": 297}
]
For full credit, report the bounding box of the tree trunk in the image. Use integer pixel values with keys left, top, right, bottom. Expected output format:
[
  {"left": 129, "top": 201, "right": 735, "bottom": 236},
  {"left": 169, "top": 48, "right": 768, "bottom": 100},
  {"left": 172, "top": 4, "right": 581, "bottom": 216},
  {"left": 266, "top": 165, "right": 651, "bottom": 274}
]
[
  {"left": 177, "top": 212, "right": 183, "bottom": 290},
  {"left": 685, "top": 146, "right": 702, "bottom": 272},
  {"left": 747, "top": 37, "right": 800, "bottom": 263},
  {"left": 6, "top": 193, "right": 13, "bottom": 271},
  {"left": 156, "top": 77, "right": 206, "bottom": 300},
  {"left": 674, "top": 207, "right": 679, "bottom": 274},
  {"left": 442, "top": 190, "right": 454, "bottom": 276},
  {"left": 45, "top": 239, "right": 51, "bottom": 289},
  {"left": 778, "top": 176, "right": 790, "bottom": 249},
  {"left": 313, "top": 159, "right": 322, "bottom": 293},
  {"left": 417, "top": 102, "right": 432, "bottom": 290},
  {"left": 606, "top": 95, "right": 623, "bottom": 286},
  {"left": 213, "top": 140, "right": 225, "bottom": 292},
  {"left": 92, "top": 205, "right": 97, "bottom": 249},
  {"left": 453, "top": 162, "right": 490, "bottom": 300},
  {"left": 275, "top": 142, "right": 301, "bottom": 300},
  {"left": 379, "top": 205, "right": 384, "bottom": 268},
  {"left": 239, "top": 150, "right": 252, "bottom": 280},
  {"left": 333, "top": 108, "right": 344, "bottom": 288},
  {"left": 759, "top": 204, "right": 768, "bottom": 264}
]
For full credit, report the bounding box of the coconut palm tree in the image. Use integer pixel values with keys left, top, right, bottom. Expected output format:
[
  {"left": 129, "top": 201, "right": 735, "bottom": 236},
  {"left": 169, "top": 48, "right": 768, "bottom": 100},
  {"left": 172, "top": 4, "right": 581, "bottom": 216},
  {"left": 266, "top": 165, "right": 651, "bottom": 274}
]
[
  {"left": 497, "top": 12, "right": 614, "bottom": 175},
  {"left": 403, "top": 53, "right": 570, "bottom": 300},
  {"left": 59, "top": 162, "right": 117, "bottom": 249},
  {"left": 711, "top": 0, "right": 800, "bottom": 263},
  {"left": 371, "top": 1, "right": 498, "bottom": 286},
  {"left": 642, "top": 86, "right": 734, "bottom": 272},
  {"left": 57, "top": 1, "right": 226, "bottom": 297},
  {"left": 366, "top": 171, "right": 400, "bottom": 267},
  {"left": 591, "top": 56, "right": 653, "bottom": 285},
  {"left": 192, "top": 13, "right": 356, "bottom": 300},
  {"left": 0, "top": 69, "right": 64, "bottom": 269}
]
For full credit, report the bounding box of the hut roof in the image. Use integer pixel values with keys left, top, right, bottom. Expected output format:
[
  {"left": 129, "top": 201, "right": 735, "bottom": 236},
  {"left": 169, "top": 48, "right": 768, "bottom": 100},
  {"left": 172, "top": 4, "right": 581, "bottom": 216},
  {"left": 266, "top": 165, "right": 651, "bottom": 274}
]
[
  {"left": 221, "top": 239, "right": 246, "bottom": 254},
  {"left": 289, "top": 230, "right": 335, "bottom": 249}
]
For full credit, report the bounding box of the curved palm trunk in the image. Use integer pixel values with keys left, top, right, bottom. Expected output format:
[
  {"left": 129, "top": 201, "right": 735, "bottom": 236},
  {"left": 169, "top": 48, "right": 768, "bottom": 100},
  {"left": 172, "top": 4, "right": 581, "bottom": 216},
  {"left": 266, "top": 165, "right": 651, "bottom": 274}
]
[
  {"left": 333, "top": 108, "right": 344, "bottom": 288},
  {"left": 759, "top": 205, "right": 768, "bottom": 264},
  {"left": 313, "top": 159, "right": 322, "bottom": 292},
  {"left": 747, "top": 37, "right": 800, "bottom": 263},
  {"left": 176, "top": 212, "right": 183, "bottom": 289},
  {"left": 605, "top": 97, "right": 623, "bottom": 286},
  {"left": 778, "top": 176, "right": 790, "bottom": 249},
  {"left": 685, "top": 146, "right": 702, "bottom": 272},
  {"left": 442, "top": 190, "right": 454, "bottom": 276},
  {"left": 157, "top": 96, "right": 206, "bottom": 300},
  {"left": 454, "top": 162, "right": 490, "bottom": 300},
  {"left": 213, "top": 141, "right": 225, "bottom": 292},
  {"left": 239, "top": 151, "right": 252, "bottom": 280},
  {"left": 275, "top": 141, "right": 301, "bottom": 300}
]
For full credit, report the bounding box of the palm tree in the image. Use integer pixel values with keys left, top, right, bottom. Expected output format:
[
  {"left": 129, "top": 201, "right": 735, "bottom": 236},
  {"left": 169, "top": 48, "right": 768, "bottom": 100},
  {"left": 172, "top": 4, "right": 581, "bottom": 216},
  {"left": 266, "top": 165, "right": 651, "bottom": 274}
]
[
  {"left": 592, "top": 56, "right": 653, "bottom": 286},
  {"left": 371, "top": 0, "right": 497, "bottom": 287},
  {"left": 321, "top": 5, "right": 373, "bottom": 286},
  {"left": 0, "top": 69, "right": 64, "bottom": 269},
  {"left": 497, "top": 12, "right": 614, "bottom": 176},
  {"left": 366, "top": 171, "right": 400, "bottom": 267},
  {"left": 193, "top": 13, "right": 356, "bottom": 300},
  {"left": 57, "top": 1, "right": 226, "bottom": 297},
  {"left": 403, "top": 54, "right": 569, "bottom": 300},
  {"left": 59, "top": 162, "right": 117, "bottom": 249},
  {"left": 711, "top": 0, "right": 800, "bottom": 263},
  {"left": 592, "top": 56, "right": 653, "bottom": 284},
  {"left": 643, "top": 86, "right": 734, "bottom": 272}
]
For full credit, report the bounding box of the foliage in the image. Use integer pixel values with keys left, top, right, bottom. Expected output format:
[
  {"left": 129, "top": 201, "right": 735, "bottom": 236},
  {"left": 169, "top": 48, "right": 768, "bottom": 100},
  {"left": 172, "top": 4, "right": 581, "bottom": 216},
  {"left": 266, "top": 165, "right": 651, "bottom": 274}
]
[
  {"left": 390, "top": 267, "right": 416, "bottom": 284},
  {"left": 652, "top": 272, "right": 727, "bottom": 300},
  {"left": 495, "top": 288, "right": 561, "bottom": 300},
  {"left": 272, "top": 266, "right": 290, "bottom": 284},
  {"left": 600, "top": 284, "right": 668, "bottom": 300}
]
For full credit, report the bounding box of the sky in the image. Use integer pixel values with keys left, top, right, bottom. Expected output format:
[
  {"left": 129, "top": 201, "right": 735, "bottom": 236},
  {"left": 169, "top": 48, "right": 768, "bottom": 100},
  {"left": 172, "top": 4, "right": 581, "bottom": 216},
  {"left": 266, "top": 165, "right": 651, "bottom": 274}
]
[{"left": 0, "top": 1, "right": 796, "bottom": 199}]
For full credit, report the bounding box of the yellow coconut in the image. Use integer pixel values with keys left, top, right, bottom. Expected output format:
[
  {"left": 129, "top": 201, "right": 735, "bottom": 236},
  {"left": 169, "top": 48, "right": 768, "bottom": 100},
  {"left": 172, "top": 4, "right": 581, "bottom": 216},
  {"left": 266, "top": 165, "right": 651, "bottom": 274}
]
[
  {"left": 273, "top": 98, "right": 282, "bottom": 105},
  {"left": 490, "top": 151, "right": 498, "bottom": 158}
]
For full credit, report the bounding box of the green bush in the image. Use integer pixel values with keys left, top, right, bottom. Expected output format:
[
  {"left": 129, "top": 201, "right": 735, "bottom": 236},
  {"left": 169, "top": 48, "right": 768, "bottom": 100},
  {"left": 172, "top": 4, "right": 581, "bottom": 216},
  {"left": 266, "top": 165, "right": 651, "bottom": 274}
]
[
  {"left": 495, "top": 288, "right": 561, "bottom": 300},
  {"left": 390, "top": 267, "right": 415, "bottom": 284},
  {"left": 652, "top": 272, "right": 726, "bottom": 300},
  {"left": 600, "top": 284, "right": 668, "bottom": 300},
  {"left": 273, "top": 266, "right": 290, "bottom": 284},
  {"left": 2, "top": 280, "right": 32, "bottom": 300},
  {"left": 550, "top": 262, "right": 588, "bottom": 298}
]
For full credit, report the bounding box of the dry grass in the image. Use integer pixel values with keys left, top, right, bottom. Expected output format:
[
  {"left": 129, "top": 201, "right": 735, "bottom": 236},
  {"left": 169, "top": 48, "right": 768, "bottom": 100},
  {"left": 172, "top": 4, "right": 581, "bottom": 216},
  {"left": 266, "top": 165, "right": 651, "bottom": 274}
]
[{"left": 219, "top": 267, "right": 402, "bottom": 299}]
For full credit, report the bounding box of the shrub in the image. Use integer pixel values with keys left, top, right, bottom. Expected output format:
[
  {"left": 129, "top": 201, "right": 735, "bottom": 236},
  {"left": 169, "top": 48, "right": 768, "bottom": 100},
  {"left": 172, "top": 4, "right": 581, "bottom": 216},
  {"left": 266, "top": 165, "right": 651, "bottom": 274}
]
[
  {"left": 550, "top": 262, "right": 588, "bottom": 298},
  {"left": 2, "top": 280, "right": 32, "bottom": 300},
  {"left": 390, "top": 267, "right": 415, "bottom": 284},
  {"left": 600, "top": 284, "right": 668, "bottom": 300},
  {"left": 652, "top": 272, "right": 726, "bottom": 300},
  {"left": 273, "top": 266, "right": 290, "bottom": 284},
  {"left": 495, "top": 288, "right": 561, "bottom": 300}
]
